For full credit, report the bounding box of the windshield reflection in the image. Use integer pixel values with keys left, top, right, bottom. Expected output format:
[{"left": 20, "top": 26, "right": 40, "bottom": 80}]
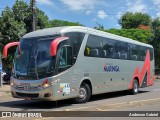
[{"left": 14, "top": 36, "right": 58, "bottom": 79}]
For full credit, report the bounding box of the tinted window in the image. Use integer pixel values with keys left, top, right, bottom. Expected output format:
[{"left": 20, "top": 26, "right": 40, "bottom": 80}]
[
  {"left": 102, "top": 38, "right": 115, "bottom": 58},
  {"left": 114, "top": 41, "right": 129, "bottom": 59},
  {"left": 138, "top": 46, "right": 147, "bottom": 61},
  {"left": 150, "top": 48, "right": 154, "bottom": 61},
  {"left": 84, "top": 35, "right": 103, "bottom": 57},
  {"left": 130, "top": 44, "right": 139, "bottom": 60},
  {"left": 84, "top": 34, "right": 153, "bottom": 61},
  {"left": 64, "top": 32, "right": 85, "bottom": 57}
]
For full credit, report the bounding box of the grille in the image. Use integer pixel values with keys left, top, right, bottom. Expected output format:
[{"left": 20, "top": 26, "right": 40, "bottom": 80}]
[
  {"left": 16, "top": 92, "right": 39, "bottom": 98},
  {"left": 15, "top": 86, "right": 39, "bottom": 91}
]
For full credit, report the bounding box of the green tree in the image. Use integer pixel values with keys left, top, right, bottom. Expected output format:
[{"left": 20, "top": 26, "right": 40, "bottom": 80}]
[
  {"left": 119, "top": 12, "right": 151, "bottom": 29},
  {"left": 48, "top": 19, "right": 83, "bottom": 27},
  {"left": 0, "top": 6, "right": 26, "bottom": 69},
  {"left": 105, "top": 28, "right": 153, "bottom": 43},
  {"left": 94, "top": 23, "right": 105, "bottom": 31},
  {"left": 150, "top": 18, "right": 160, "bottom": 68},
  {"left": 12, "top": 0, "right": 49, "bottom": 32},
  {"left": 0, "top": 0, "right": 50, "bottom": 69}
]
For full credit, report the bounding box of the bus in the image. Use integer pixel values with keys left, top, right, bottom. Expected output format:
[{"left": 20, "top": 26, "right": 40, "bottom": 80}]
[{"left": 3, "top": 26, "right": 155, "bottom": 103}]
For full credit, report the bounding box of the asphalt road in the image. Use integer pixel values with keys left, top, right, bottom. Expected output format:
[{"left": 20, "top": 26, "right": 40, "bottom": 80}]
[{"left": 0, "top": 80, "right": 160, "bottom": 120}]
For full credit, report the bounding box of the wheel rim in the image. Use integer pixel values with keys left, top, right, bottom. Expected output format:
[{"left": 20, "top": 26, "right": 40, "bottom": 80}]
[
  {"left": 134, "top": 82, "right": 138, "bottom": 93},
  {"left": 79, "top": 87, "right": 87, "bottom": 99}
]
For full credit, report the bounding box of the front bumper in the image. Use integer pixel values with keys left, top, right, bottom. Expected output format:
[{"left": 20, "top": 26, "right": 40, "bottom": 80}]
[{"left": 11, "top": 85, "right": 55, "bottom": 100}]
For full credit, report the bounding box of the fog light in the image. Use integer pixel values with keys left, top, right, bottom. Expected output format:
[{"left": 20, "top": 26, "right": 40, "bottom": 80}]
[{"left": 44, "top": 93, "right": 51, "bottom": 97}]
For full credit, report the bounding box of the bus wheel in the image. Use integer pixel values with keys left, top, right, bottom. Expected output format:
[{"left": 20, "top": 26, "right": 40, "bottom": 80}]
[
  {"left": 74, "top": 83, "right": 91, "bottom": 104},
  {"left": 131, "top": 79, "right": 139, "bottom": 95}
]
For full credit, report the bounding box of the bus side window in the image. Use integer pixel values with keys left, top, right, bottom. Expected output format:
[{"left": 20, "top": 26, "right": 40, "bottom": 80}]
[
  {"left": 84, "top": 35, "right": 102, "bottom": 58},
  {"left": 102, "top": 38, "right": 114, "bottom": 58},
  {"left": 84, "top": 47, "right": 90, "bottom": 56},
  {"left": 90, "top": 49, "right": 99, "bottom": 57},
  {"left": 130, "top": 44, "right": 139, "bottom": 60},
  {"left": 150, "top": 48, "right": 154, "bottom": 61}
]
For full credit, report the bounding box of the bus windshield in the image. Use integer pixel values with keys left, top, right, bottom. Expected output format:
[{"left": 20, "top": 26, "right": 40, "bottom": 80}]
[{"left": 14, "top": 36, "right": 58, "bottom": 79}]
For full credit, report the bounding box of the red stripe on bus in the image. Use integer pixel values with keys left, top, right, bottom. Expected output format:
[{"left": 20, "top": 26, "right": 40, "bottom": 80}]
[{"left": 128, "top": 50, "right": 154, "bottom": 89}]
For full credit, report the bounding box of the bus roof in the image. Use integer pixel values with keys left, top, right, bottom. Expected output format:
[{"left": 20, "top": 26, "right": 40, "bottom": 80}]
[{"left": 22, "top": 26, "right": 153, "bottom": 48}]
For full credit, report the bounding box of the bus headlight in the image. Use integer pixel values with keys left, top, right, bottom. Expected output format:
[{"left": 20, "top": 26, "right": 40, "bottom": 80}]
[
  {"left": 38, "top": 78, "right": 51, "bottom": 89},
  {"left": 10, "top": 81, "right": 15, "bottom": 86}
]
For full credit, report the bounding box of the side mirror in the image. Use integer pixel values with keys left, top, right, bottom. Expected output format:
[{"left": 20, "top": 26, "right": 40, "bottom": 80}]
[
  {"left": 50, "top": 37, "right": 69, "bottom": 57},
  {"left": 3, "top": 42, "right": 20, "bottom": 58}
]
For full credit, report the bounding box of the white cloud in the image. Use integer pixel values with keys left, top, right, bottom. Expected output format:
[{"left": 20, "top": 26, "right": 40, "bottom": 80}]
[
  {"left": 97, "top": 10, "right": 107, "bottom": 19},
  {"left": 126, "top": 0, "right": 147, "bottom": 13},
  {"left": 157, "top": 12, "right": 160, "bottom": 17},
  {"left": 152, "top": 0, "right": 160, "bottom": 17},
  {"left": 153, "top": 0, "right": 160, "bottom": 9},
  {"left": 60, "top": 0, "right": 108, "bottom": 15},
  {"left": 36, "top": 0, "right": 53, "bottom": 6},
  {"left": 60, "top": 0, "right": 95, "bottom": 11}
]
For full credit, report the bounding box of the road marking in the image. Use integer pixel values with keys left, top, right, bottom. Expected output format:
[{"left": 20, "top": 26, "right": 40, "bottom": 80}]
[
  {"left": 65, "top": 106, "right": 96, "bottom": 111},
  {"left": 129, "top": 97, "right": 160, "bottom": 103},
  {"left": 65, "top": 97, "right": 160, "bottom": 111},
  {"left": 106, "top": 102, "right": 127, "bottom": 106},
  {"left": 153, "top": 89, "right": 160, "bottom": 91}
]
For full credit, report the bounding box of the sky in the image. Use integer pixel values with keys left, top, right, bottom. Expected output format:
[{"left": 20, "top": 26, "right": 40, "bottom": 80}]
[{"left": 0, "top": 0, "right": 160, "bottom": 29}]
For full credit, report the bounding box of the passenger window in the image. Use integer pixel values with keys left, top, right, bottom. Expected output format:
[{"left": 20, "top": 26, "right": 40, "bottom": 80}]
[
  {"left": 138, "top": 46, "right": 147, "bottom": 61},
  {"left": 84, "top": 35, "right": 102, "bottom": 57},
  {"left": 102, "top": 38, "right": 115, "bottom": 58},
  {"left": 149, "top": 48, "right": 154, "bottom": 61},
  {"left": 130, "top": 44, "right": 139, "bottom": 60},
  {"left": 114, "top": 41, "right": 129, "bottom": 59}
]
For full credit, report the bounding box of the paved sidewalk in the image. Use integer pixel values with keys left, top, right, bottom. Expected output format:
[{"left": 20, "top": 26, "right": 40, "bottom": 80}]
[
  {"left": 0, "top": 84, "right": 10, "bottom": 91},
  {"left": 0, "top": 84, "right": 11, "bottom": 96}
]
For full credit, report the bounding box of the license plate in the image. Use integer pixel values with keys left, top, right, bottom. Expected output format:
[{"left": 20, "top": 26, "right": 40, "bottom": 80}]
[{"left": 24, "top": 97, "right": 31, "bottom": 100}]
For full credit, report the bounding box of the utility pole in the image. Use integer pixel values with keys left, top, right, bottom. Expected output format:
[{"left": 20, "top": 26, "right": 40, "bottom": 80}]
[{"left": 31, "top": 0, "right": 36, "bottom": 31}]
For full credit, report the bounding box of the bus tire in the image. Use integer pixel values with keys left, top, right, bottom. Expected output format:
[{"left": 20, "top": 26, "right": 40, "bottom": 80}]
[
  {"left": 131, "top": 79, "right": 139, "bottom": 95},
  {"left": 73, "top": 83, "right": 91, "bottom": 104}
]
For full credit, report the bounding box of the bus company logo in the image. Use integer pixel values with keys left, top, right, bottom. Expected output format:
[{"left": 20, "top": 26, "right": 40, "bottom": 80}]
[{"left": 104, "top": 63, "right": 120, "bottom": 72}]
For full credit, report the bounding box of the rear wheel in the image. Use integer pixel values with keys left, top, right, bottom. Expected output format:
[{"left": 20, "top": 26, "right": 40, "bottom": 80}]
[
  {"left": 131, "top": 79, "right": 139, "bottom": 94},
  {"left": 73, "top": 83, "right": 91, "bottom": 104}
]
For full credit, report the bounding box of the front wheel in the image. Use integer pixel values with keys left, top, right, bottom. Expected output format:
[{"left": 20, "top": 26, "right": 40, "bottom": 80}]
[
  {"left": 73, "top": 83, "right": 91, "bottom": 104},
  {"left": 131, "top": 80, "right": 139, "bottom": 95}
]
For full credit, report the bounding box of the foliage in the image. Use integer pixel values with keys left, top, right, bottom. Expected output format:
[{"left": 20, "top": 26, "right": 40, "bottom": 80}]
[
  {"left": 93, "top": 23, "right": 105, "bottom": 31},
  {"left": 105, "top": 28, "right": 153, "bottom": 43},
  {"left": 12, "top": 0, "right": 49, "bottom": 33},
  {"left": 150, "top": 18, "right": 160, "bottom": 68},
  {"left": 48, "top": 19, "right": 83, "bottom": 27},
  {"left": 0, "top": 0, "right": 49, "bottom": 70},
  {"left": 119, "top": 12, "right": 151, "bottom": 29},
  {"left": 0, "top": 6, "right": 26, "bottom": 69}
]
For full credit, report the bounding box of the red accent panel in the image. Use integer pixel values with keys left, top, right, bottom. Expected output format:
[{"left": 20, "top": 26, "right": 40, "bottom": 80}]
[
  {"left": 3, "top": 42, "right": 20, "bottom": 58},
  {"left": 129, "top": 49, "right": 154, "bottom": 89},
  {"left": 50, "top": 37, "right": 69, "bottom": 56}
]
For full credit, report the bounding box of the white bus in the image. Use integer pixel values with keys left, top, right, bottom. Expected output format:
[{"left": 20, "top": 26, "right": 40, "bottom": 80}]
[{"left": 3, "top": 26, "right": 155, "bottom": 103}]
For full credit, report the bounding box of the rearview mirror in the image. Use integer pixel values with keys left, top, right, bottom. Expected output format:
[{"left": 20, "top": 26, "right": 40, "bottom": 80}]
[
  {"left": 3, "top": 42, "right": 20, "bottom": 58},
  {"left": 50, "top": 37, "right": 69, "bottom": 57}
]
